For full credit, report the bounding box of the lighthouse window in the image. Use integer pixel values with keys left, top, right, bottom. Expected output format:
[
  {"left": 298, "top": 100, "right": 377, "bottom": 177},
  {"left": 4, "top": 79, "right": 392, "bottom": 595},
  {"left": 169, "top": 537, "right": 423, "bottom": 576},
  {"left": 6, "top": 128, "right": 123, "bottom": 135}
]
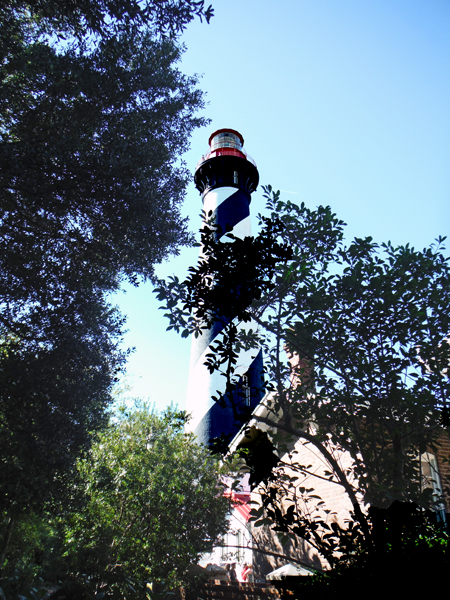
[
  {"left": 233, "top": 171, "right": 238, "bottom": 184},
  {"left": 243, "top": 374, "right": 251, "bottom": 406},
  {"left": 211, "top": 131, "right": 243, "bottom": 151}
]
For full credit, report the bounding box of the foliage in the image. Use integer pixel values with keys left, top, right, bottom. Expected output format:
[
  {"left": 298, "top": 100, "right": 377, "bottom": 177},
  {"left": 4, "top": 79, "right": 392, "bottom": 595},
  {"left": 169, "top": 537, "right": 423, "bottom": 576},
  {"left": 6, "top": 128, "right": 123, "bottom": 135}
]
[
  {"left": 60, "top": 406, "right": 230, "bottom": 597},
  {"left": 0, "top": 0, "right": 211, "bottom": 534},
  {"left": 0, "top": 512, "right": 62, "bottom": 600},
  {"left": 274, "top": 502, "right": 450, "bottom": 598},
  {"left": 0, "top": 30, "right": 206, "bottom": 295},
  {"left": 0, "top": 297, "right": 125, "bottom": 518},
  {"left": 1, "top": 1, "right": 213, "bottom": 42},
  {"left": 155, "top": 211, "right": 293, "bottom": 428},
  {"left": 158, "top": 184, "right": 450, "bottom": 565}
]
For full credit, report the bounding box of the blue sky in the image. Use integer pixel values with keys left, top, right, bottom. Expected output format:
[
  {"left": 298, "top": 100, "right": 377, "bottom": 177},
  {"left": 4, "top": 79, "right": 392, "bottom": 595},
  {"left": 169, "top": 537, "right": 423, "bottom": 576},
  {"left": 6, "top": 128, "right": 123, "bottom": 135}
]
[{"left": 114, "top": 0, "right": 450, "bottom": 411}]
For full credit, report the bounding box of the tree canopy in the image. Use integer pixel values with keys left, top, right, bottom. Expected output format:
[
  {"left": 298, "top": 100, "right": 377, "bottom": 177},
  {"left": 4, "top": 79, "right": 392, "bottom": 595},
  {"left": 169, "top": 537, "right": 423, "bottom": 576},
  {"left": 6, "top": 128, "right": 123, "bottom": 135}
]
[
  {"left": 1, "top": 1, "right": 214, "bottom": 40},
  {"left": 0, "top": 407, "right": 230, "bottom": 599},
  {"left": 0, "top": 0, "right": 212, "bottom": 520},
  {"left": 158, "top": 185, "right": 450, "bottom": 565},
  {"left": 0, "top": 294, "right": 125, "bottom": 517},
  {"left": 61, "top": 407, "right": 229, "bottom": 596},
  {"left": 1, "top": 3, "right": 209, "bottom": 300}
]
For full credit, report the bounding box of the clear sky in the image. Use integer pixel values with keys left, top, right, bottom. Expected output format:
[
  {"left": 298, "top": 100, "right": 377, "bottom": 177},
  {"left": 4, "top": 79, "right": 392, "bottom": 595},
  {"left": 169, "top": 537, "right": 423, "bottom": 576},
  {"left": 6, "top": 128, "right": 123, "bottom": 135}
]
[{"left": 114, "top": 0, "right": 450, "bottom": 411}]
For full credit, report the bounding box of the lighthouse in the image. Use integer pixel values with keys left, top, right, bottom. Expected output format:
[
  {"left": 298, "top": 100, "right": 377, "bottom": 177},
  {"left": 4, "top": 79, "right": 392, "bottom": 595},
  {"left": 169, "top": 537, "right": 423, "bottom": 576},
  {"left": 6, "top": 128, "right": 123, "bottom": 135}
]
[{"left": 186, "top": 129, "right": 264, "bottom": 447}]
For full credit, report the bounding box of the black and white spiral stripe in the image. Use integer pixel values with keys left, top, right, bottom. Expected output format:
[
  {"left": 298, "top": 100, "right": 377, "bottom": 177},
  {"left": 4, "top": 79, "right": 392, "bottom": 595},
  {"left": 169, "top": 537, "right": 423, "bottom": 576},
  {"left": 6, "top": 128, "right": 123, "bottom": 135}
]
[{"left": 186, "top": 185, "right": 263, "bottom": 446}]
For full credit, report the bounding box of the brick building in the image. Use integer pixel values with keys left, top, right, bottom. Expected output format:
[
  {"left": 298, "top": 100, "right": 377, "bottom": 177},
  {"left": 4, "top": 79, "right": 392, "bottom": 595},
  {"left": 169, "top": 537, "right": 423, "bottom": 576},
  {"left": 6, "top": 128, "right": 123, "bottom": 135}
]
[{"left": 231, "top": 391, "right": 450, "bottom": 576}]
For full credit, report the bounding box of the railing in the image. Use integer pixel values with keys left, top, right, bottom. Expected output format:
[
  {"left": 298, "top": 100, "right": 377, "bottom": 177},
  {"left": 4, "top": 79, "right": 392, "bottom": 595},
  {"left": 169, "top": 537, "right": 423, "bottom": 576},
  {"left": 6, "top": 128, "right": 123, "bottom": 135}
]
[
  {"left": 196, "top": 147, "right": 257, "bottom": 171},
  {"left": 199, "top": 581, "right": 281, "bottom": 600}
]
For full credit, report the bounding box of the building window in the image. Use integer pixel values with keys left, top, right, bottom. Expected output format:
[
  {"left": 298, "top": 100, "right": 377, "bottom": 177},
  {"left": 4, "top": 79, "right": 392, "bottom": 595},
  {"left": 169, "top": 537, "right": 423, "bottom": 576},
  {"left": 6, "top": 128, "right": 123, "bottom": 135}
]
[{"left": 421, "top": 452, "right": 447, "bottom": 523}]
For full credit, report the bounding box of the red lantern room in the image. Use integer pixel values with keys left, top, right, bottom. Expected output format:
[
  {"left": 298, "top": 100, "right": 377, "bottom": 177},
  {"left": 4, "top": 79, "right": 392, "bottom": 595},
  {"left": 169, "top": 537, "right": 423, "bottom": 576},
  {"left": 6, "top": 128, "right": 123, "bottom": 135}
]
[{"left": 208, "top": 129, "right": 246, "bottom": 159}]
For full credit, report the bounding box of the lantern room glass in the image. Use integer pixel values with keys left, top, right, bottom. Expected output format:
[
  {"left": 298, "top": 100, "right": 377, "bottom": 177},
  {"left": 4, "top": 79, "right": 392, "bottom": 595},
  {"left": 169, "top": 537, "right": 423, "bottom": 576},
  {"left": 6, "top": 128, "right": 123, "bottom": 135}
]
[{"left": 210, "top": 131, "right": 243, "bottom": 152}]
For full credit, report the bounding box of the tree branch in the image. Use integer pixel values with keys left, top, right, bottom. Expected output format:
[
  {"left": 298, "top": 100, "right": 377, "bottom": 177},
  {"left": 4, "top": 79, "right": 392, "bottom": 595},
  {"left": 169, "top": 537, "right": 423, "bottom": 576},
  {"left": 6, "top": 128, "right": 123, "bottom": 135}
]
[{"left": 252, "top": 414, "right": 372, "bottom": 547}]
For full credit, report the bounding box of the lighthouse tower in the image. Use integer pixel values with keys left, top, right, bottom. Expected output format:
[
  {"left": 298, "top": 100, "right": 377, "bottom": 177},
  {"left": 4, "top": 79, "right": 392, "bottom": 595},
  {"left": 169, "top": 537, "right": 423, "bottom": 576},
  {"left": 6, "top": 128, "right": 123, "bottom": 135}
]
[{"left": 186, "top": 129, "right": 263, "bottom": 447}]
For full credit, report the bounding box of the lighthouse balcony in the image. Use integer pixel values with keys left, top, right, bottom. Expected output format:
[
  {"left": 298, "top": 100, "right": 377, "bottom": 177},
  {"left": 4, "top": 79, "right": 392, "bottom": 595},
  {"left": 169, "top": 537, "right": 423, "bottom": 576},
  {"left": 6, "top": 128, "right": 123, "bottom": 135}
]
[{"left": 196, "top": 147, "right": 257, "bottom": 171}]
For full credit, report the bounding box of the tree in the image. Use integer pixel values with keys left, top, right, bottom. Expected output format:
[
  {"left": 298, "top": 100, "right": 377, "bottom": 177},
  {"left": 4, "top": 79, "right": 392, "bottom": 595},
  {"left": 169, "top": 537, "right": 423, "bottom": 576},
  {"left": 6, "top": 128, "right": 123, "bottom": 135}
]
[
  {"left": 0, "top": 294, "right": 125, "bottom": 510},
  {"left": 2, "top": 0, "right": 214, "bottom": 41},
  {"left": 272, "top": 502, "right": 450, "bottom": 599},
  {"left": 0, "top": 2, "right": 211, "bottom": 308},
  {"left": 0, "top": 0, "right": 213, "bottom": 557},
  {"left": 60, "top": 406, "right": 230, "bottom": 597},
  {"left": 158, "top": 185, "right": 450, "bottom": 566}
]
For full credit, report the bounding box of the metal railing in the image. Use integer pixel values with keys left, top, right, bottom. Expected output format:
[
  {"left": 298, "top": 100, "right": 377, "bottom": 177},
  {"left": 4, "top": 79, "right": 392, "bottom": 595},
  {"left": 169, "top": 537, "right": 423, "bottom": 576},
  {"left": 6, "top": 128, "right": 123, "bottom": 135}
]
[{"left": 196, "top": 147, "right": 257, "bottom": 171}]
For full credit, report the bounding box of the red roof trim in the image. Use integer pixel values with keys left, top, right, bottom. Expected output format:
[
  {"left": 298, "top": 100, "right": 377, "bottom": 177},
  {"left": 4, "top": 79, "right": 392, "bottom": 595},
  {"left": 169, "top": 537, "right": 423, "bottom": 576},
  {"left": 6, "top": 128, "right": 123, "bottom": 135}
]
[{"left": 224, "top": 491, "right": 252, "bottom": 523}]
